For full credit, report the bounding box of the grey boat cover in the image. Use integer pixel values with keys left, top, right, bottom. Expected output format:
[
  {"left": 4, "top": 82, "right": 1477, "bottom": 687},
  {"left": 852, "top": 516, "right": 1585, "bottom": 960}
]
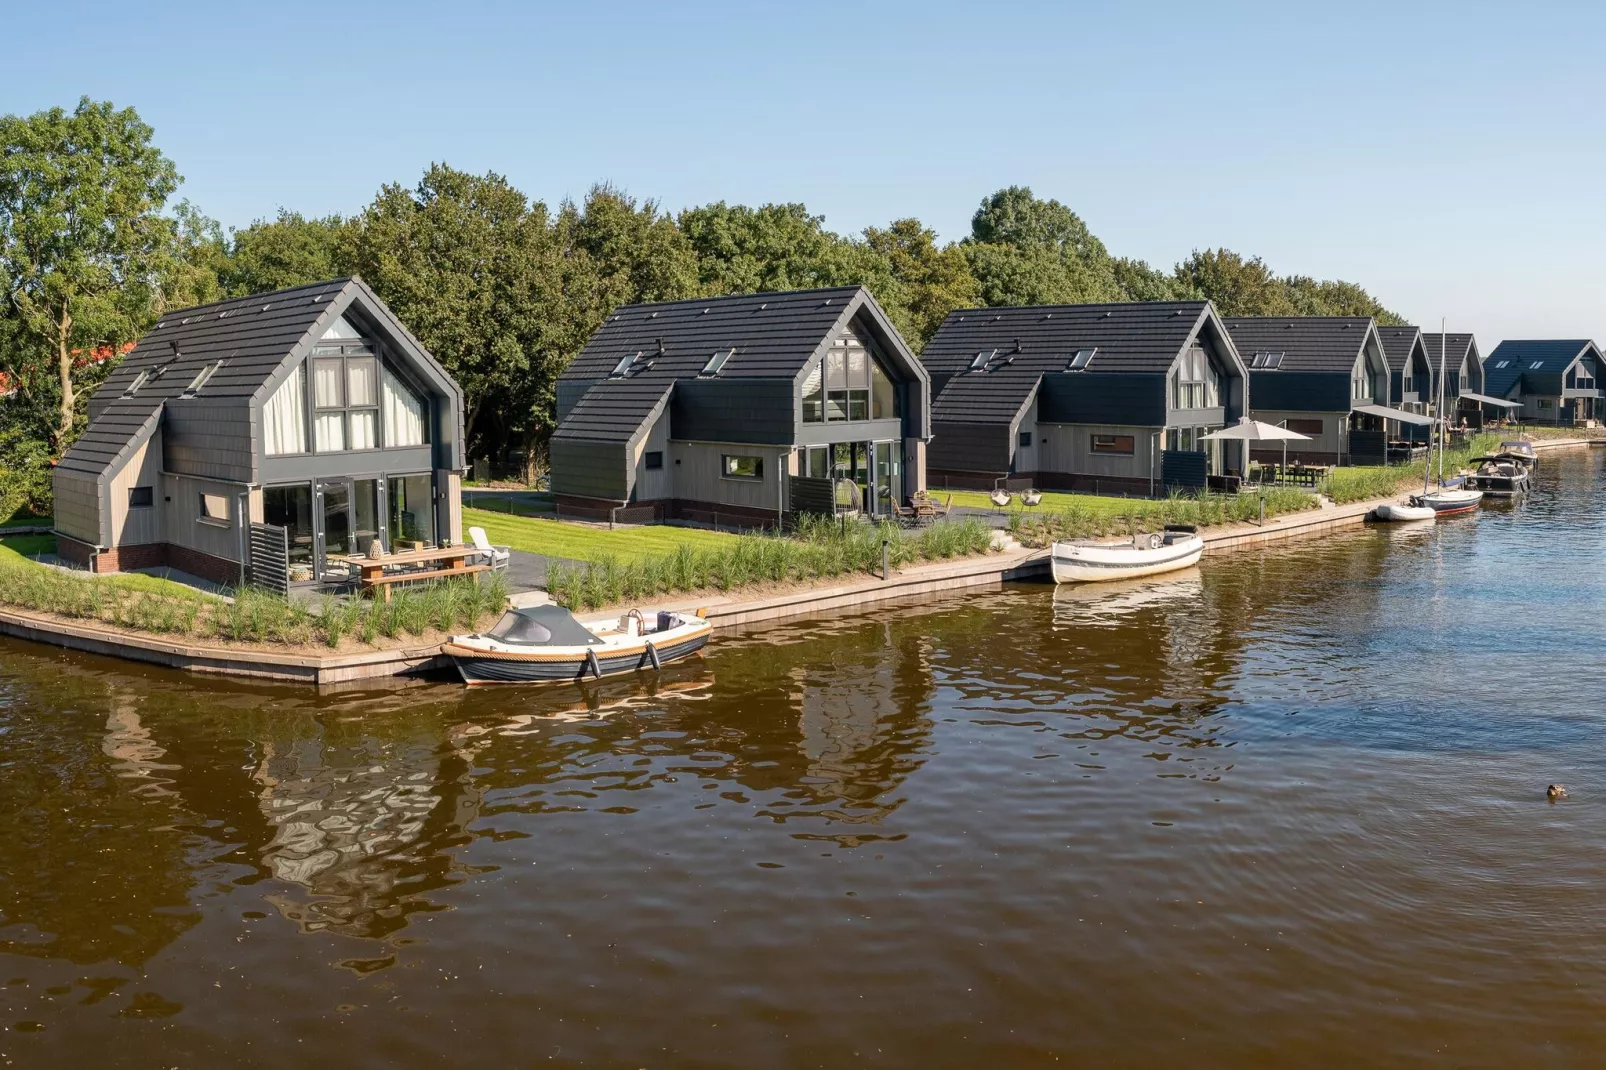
[{"left": 485, "top": 604, "right": 606, "bottom": 647}]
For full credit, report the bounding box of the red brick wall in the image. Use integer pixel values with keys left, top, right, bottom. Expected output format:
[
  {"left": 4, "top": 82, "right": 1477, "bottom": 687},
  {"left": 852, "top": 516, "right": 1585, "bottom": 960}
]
[
  {"left": 166, "top": 543, "right": 242, "bottom": 587},
  {"left": 53, "top": 537, "right": 240, "bottom": 587},
  {"left": 106, "top": 544, "right": 168, "bottom": 572}
]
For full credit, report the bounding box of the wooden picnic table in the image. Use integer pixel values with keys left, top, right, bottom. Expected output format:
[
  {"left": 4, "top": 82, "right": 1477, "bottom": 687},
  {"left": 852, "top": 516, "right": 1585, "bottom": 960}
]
[{"left": 352, "top": 544, "right": 489, "bottom": 602}]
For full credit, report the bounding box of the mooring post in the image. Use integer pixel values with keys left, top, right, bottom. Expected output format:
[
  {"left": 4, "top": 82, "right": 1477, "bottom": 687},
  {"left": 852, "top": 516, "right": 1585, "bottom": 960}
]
[
  {"left": 1259, "top": 494, "right": 1265, "bottom": 525},
  {"left": 882, "top": 539, "right": 889, "bottom": 581}
]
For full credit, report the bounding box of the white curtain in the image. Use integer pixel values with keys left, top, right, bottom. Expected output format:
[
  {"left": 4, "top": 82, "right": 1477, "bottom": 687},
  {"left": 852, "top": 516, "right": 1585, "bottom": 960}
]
[
  {"left": 314, "top": 412, "right": 345, "bottom": 452},
  {"left": 264, "top": 365, "right": 306, "bottom": 456},
  {"left": 383, "top": 367, "right": 427, "bottom": 447},
  {"left": 350, "top": 410, "right": 377, "bottom": 450}
]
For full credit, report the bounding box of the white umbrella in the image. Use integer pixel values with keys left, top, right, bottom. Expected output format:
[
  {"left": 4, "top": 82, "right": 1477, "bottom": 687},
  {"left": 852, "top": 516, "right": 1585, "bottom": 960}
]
[{"left": 1200, "top": 417, "right": 1312, "bottom": 480}]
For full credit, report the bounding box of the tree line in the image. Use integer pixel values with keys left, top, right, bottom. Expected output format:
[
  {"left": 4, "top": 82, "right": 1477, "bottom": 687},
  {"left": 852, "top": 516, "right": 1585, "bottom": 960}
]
[{"left": 0, "top": 98, "right": 1403, "bottom": 511}]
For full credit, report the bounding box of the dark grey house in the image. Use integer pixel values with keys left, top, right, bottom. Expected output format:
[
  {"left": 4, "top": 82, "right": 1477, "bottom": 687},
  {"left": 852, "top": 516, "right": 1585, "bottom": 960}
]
[
  {"left": 1380, "top": 326, "right": 1433, "bottom": 414},
  {"left": 1224, "top": 316, "right": 1396, "bottom": 465},
  {"left": 550, "top": 287, "right": 931, "bottom": 524},
  {"left": 1417, "top": 332, "right": 1495, "bottom": 426},
  {"left": 921, "top": 301, "right": 1249, "bottom": 493},
  {"left": 53, "top": 278, "right": 466, "bottom": 584},
  {"left": 1482, "top": 340, "right": 1605, "bottom": 425}
]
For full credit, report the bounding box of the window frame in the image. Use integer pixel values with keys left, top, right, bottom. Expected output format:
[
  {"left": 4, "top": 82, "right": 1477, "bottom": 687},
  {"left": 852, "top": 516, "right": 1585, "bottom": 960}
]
[
  {"left": 1017, "top": 430, "right": 1033, "bottom": 448},
  {"left": 198, "top": 491, "right": 231, "bottom": 526},
  {"left": 644, "top": 450, "right": 664, "bottom": 470},
  {"left": 128, "top": 486, "right": 154, "bottom": 509},
  {"left": 721, "top": 454, "right": 764, "bottom": 481},
  {"left": 1090, "top": 433, "right": 1135, "bottom": 455}
]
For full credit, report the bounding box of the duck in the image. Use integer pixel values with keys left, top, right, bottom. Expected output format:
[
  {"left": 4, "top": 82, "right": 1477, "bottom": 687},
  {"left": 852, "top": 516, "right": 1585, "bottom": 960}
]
[{"left": 1547, "top": 784, "right": 1568, "bottom": 800}]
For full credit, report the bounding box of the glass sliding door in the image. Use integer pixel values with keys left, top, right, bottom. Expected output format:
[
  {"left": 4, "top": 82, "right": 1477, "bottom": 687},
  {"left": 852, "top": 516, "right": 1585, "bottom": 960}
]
[
  {"left": 388, "top": 473, "right": 435, "bottom": 549},
  {"left": 264, "top": 483, "right": 315, "bottom": 578},
  {"left": 353, "top": 478, "right": 381, "bottom": 557},
  {"left": 872, "top": 441, "right": 901, "bottom": 515},
  {"left": 317, "top": 481, "right": 352, "bottom": 581}
]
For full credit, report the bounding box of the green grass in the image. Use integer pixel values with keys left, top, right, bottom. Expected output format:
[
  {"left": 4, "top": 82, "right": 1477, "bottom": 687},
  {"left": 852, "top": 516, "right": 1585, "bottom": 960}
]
[
  {"left": 940, "top": 489, "right": 1163, "bottom": 515},
  {"left": 1323, "top": 432, "right": 1502, "bottom": 503},
  {"left": 0, "top": 534, "right": 223, "bottom": 598},
  {"left": 0, "top": 512, "right": 51, "bottom": 529},
  {"left": 546, "top": 514, "right": 997, "bottom": 611},
  {"left": 1004, "top": 487, "right": 1318, "bottom": 548},
  {"left": 464, "top": 507, "right": 743, "bottom": 563}
]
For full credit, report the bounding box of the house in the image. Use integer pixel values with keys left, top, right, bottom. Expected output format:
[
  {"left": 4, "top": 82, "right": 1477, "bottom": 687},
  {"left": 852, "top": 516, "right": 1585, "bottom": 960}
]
[
  {"left": 1223, "top": 316, "right": 1403, "bottom": 465},
  {"left": 921, "top": 301, "right": 1249, "bottom": 494},
  {"left": 1379, "top": 326, "right": 1434, "bottom": 414},
  {"left": 1482, "top": 340, "right": 1605, "bottom": 425},
  {"left": 52, "top": 278, "right": 466, "bottom": 585},
  {"left": 550, "top": 286, "right": 931, "bottom": 524}
]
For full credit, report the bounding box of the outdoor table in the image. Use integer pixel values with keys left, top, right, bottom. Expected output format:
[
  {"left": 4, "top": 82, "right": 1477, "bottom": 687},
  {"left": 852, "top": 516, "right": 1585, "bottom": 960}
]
[{"left": 354, "top": 544, "right": 488, "bottom": 602}]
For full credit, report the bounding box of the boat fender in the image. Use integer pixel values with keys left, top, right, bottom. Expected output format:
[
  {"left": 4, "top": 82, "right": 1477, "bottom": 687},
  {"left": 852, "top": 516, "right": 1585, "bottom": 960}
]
[
  {"left": 695, "top": 607, "right": 708, "bottom": 619},
  {"left": 645, "top": 640, "right": 662, "bottom": 671},
  {"left": 585, "top": 648, "right": 603, "bottom": 680}
]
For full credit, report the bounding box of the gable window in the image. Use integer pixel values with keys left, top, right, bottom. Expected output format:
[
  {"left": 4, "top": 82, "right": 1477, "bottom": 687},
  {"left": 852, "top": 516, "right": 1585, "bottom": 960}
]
[
  {"left": 128, "top": 486, "right": 153, "bottom": 508},
  {"left": 1352, "top": 364, "right": 1371, "bottom": 401},
  {"left": 1091, "top": 434, "right": 1134, "bottom": 455},
  {"left": 310, "top": 320, "right": 386, "bottom": 453},
  {"left": 1402, "top": 373, "right": 1413, "bottom": 392},
  {"left": 722, "top": 454, "right": 763, "bottom": 480},
  {"left": 1171, "top": 347, "right": 1219, "bottom": 410},
  {"left": 807, "top": 328, "right": 900, "bottom": 423},
  {"left": 801, "top": 363, "right": 825, "bottom": 423},
  {"left": 382, "top": 366, "right": 429, "bottom": 447},
  {"left": 264, "top": 364, "right": 307, "bottom": 456},
  {"left": 644, "top": 451, "right": 664, "bottom": 470}
]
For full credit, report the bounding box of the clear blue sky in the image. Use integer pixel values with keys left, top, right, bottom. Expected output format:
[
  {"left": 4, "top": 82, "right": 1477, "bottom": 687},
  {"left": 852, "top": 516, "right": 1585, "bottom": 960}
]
[{"left": 10, "top": 0, "right": 1605, "bottom": 349}]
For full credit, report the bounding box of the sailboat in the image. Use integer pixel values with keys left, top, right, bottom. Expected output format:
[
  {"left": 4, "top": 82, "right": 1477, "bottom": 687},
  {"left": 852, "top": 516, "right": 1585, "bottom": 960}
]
[{"left": 1410, "top": 319, "right": 1483, "bottom": 517}]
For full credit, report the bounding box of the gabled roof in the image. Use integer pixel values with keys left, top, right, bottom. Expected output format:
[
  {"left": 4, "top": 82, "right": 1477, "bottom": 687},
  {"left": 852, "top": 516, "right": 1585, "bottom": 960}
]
[
  {"left": 1420, "top": 332, "right": 1477, "bottom": 370},
  {"left": 54, "top": 400, "right": 163, "bottom": 481},
  {"left": 1483, "top": 339, "right": 1600, "bottom": 397},
  {"left": 1223, "top": 317, "right": 1379, "bottom": 374},
  {"left": 1377, "top": 325, "right": 1428, "bottom": 374},
  {"left": 555, "top": 286, "right": 921, "bottom": 443},
  {"left": 61, "top": 277, "right": 464, "bottom": 482},
  {"left": 923, "top": 301, "right": 1228, "bottom": 426}
]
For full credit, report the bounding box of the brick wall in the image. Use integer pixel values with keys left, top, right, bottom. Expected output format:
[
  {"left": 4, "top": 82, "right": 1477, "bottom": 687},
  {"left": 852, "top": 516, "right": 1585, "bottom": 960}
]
[
  {"left": 54, "top": 532, "right": 96, "bottom": 569},
  {"left": 52, "top": 537, "right": 241, "bottom": 587},
  {"left": 166, "top": 543, "right": 243, "bottom": 587}
]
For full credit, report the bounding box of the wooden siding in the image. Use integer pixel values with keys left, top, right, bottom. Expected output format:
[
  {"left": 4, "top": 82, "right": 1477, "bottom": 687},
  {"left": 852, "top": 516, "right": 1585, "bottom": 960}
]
[
  {"left": 162, "top": 473, "right": 247, "bottom": 562},
  {"left": 440, "top": 470, "right": 463, "bottom": 545},
  {"left": 52, "top": 472, "right": 102, "bottom": 546},
  {"left": 633, "top": 404, "right": 672, "bottom": 501},
  {"left": 668, "top": 441, "right": 787, "bottom": 514},
  {"left": 1037, "top": 423, "right": 1158, "bottom": 482},
  {"left": 108, "top": 426, "right": 164, "bottom": 547},
  {"left": 1244, "top": 410, "right": 1346, "bottom": 457},
  {"left": 550, "top": 437, "right": 630, "bottom": 502}
]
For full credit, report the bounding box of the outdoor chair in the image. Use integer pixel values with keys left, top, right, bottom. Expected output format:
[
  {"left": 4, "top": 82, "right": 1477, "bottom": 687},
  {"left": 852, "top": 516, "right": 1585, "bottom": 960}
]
[{"left": 467, "top": 526, "right": 511, "bottom": 571}]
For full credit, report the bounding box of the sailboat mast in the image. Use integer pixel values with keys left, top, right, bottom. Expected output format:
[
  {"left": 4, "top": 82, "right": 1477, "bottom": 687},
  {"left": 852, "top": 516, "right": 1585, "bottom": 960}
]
[{"left": 1439, "top": 318, "right": 1448, "bottom": 485}]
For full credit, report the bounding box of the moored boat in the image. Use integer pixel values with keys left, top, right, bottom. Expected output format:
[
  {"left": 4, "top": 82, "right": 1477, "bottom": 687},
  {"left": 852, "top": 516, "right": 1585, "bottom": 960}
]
[
  {"left": 1412, "top": 487, "right": 1484, "bottom": 516},
  {"left": 1498, "top": 439, "right": 1538, "bottom": 465},
  {"left": 1466, "top": 453, "right": 1532, "bottom": 497},
  {"left": 1051, "top": 525, "right": 1204, "bottom": 584},
  {"left": 1374, "top": 501, "right": 1437, "bottom": 522},
  {"left": 443, "top": 604, "right": 712, "bottom": 685}
]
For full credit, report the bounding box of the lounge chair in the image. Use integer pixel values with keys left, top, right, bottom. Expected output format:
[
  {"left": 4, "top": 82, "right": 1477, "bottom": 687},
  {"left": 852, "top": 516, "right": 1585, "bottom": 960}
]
[{"left": 467, "top": 526, "right": 511, "bottom": 571}]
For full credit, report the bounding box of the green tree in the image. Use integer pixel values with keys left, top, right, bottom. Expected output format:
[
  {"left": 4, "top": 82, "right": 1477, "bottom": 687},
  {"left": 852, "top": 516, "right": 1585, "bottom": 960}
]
[
  {"left": 0, "top": 97, "right": 183, "bottom": 449},
  {"left": 961, "top": 187, "right": 1123, "bottom": 307},
  {"left": 861, "top": 218, "right": 980, "bottom": 349},
  {"left": 571, "top": 184, "right": 698, "bottom": 308},
  {"left": 1112, "top": 256, "right": 1196, "bottom": 302},
  {"left": 1284, "top": 275, "right": 1405, "bottom": 323},
  {"left": 221, "top": 209, "right": 357, "bottom": 296},
  {"left": 679, "top": 201, "right": 891, "bottom": 296},
  {"left": 1172, "top": 248, "right": 1298, "bottom": 317}
]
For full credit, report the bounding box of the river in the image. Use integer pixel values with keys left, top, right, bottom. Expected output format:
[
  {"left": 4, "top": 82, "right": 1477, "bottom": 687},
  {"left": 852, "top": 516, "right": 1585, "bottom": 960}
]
[{"left": 3, "top": 448, "right": 1605, "bottom": 1067}]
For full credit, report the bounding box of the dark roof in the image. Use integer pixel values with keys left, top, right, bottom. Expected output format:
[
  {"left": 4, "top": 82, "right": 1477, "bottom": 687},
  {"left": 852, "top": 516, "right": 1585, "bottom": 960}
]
[
  {"left": 1377, "top": 325, "right": 1427, "bottom": 373},
  {"left": 555, "top": 286, "right": 914, "bottom": 443},
  {"left": 1420, "top": 332, "right": 1476, "bottom": 369},
  {"left": 1483, "top": 340, "right": 1599, "bottom": 397},
  {"left": 1222, "top": 317, "right": 1378, "bottom": 374},
  {"left": 923, "top": 301, "right": 1220, "bottom": 426},
  {"left": 54, "top": 401, "right": 163, "bottom": 481}
]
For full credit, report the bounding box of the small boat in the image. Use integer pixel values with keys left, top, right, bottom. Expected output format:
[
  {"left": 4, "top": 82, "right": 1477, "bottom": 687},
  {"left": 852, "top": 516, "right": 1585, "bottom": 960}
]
[
  {"left": 1051, "top": 525, "right": 1204, "bottom": 584},
  {"left": 1466, "top": 453, "right": 1532, "bottom": 497},
  {"left": 1411, "top": 487, "right": 1483, "bottom": 516},
  {"left": 1498, "top": 440, "right": 1538, "bottom": 465},
  {"left": 1374, "top": 501, "right": 1436, "bottom": 522},
  {"left": 443, "top": 604, "right": 712, "bottom": 685}
]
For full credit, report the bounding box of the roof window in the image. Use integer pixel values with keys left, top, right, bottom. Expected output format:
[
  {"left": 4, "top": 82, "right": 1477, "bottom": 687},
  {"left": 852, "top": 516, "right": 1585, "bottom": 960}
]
[
  {"left": 701, "top": 348, "right": 734, "bottom": 377},
  {"left": 610, "top": 351, "right": 647, "bottom": 378},
  {"left": 1250, "top": 351, "right": 1285, "bottom": 370},
  {"left": 183, "top": 360, "right": 223, "bottom": 397},
  {"left": 1494, "top": 360, "right": 1510, "bottom": 368},
  {"left": 970, "top": 350, "right": 994, "bottom": 371},
  {"left": 1067, "top": 348, "right": 1096, "bottom": 371},
  {"left": 122, "top": 370, "right": 150, "bottom": 396},
  {"left": 1530, "top": 361, "right": 1545, "bottom": 369}
]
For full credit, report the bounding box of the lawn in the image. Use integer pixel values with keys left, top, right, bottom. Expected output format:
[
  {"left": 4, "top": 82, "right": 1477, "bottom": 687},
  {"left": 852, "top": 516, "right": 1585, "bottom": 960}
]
[
  {"left": 939, "top": 489, "right": 1166, "bottom": 516},
  {"left": 0, "top": 511, "right": 51, "bottom": 529},
  {"left": 0, "top": 534, "right": 220, "bottom": 598},
  {"left": 463, "top": 507, "right": 742, "bottom": 564}
]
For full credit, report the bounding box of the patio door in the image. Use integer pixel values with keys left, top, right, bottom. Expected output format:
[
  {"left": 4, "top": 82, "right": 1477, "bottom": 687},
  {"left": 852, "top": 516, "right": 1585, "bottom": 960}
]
[{"left": 315, "top": 480, "right": 351, "bottom": 581}]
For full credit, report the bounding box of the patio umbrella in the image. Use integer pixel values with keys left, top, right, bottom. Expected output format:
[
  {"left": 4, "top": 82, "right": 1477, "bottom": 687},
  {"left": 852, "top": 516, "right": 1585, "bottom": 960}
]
[{"left": 1200, "top": 417, "right": 1312, "bottom": 478}]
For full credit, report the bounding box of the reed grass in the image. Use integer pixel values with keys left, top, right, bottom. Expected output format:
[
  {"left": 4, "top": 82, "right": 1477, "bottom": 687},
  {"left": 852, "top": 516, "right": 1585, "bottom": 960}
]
[
  {"left": 1323, "top": 432, "right": 1501, "bottom": 504},
  {"left": 0, "top": 554, "right": 508, "bottom": 649},
  {"left": 546, "top": 515, "right": 997, "bottom": 610},
  {"left": 1005, "top": 487, "right": 1317, "bottom": 548}
]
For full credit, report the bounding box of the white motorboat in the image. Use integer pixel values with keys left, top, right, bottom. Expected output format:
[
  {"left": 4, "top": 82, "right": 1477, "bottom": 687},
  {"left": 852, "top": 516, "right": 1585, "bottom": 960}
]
[
  {"left": 1374, "top": 501, "right": 1436, "bottom": 522},
  {"left": 443, "top": 604, "right": 712, "bottom": 685},
  {"left": 1051, "top": 525, "right": 1204, "bottom": 584}
]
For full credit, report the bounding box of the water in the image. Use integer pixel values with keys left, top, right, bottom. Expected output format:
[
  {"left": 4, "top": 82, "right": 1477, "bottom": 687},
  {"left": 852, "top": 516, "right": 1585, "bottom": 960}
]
[{"left": 3, "top": 449, "right": 1606, "bottom": 1067}]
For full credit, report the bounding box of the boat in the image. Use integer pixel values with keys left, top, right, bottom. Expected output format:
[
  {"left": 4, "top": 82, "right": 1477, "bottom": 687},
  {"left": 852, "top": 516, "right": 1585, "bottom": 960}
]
[
  {"left": 1051, "top": 525, "right": 1204, "bottom": 584},
  {"left": 1411, "top": 486, "right": 1483, "bottom": 516},
  {"left": 443, "top": 603, "right": 712, "bottom": 685},
  {"left": 1498, "top": 439, "right": 1538, "bottom": 465},
  {"left": 1400, "top": 320, "right": 1483, "bottom": 519},
  {"left": 1466, "top": 453, "right": 1532, "bottom": 497},
  {"left": 1374, "top": 501, "right": 1436, "bottom": 522}
]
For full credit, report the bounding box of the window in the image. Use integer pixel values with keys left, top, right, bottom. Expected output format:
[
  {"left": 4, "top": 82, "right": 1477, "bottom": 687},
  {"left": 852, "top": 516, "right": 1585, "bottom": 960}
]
[
  {"left": 1402, "top": 375, "right": 1413, "bottom": 391},
  {"left": 1091, "top": 434, "right": 1134, "bottom": 455},
  {"left": 803, "top": 446, "right": 831, "bottom": 478},
  {"left": 970, "top": 350, "right": 994, "bottom": 371},
  {"left": 263, "top": 365, "right": 307, "bottom": 456},
  {"left": 1018, "top": 431, "right": 1033, "bottom": 447},
  {"left": 611, "top": 351, "right": 643, "bottom": 377},
  {"left": 846, "top": 345, "right": 869, "bottom": 421},
  {"left": 183, "top": 361, "right": 222, "bottom": 396},
  {"left": 701, "top": 348, "right": 733, "bottom": 376},
  {"left": 1067, "top": 348, "right": 1096, "bottom": 371},
  {"left": 871, "top": 357, "right": 899, "bottom": 419},
  {"left": 1494, "top": 360, "right": 1510, "bottom": 368},
  {"left": 801, "top": 364, "right": 824, "bottom": 423},
  {"left": 128, "top": 486, "right": 153, "bottom": 508},
  {"left": 386, "top": 474, "right": 434, "bottom": 548},
  {"left": 722, "top": 454, "right": 763, "bottom": 480},
  {"left": 123, "top": 369, "right": 150, "bottom": 397},
  {"left": 382, "top": 366, "right": 428, "bottom": 447},
  {"left": 825, "top": 347, "right": 848, "bottom": 421},
  {"left": 1538, "top": 399, "right": 1555, "bottom": 410},
  {"left": 199, "top": 492, "right": 229, "bottom": 523},
  {"left": 644, "top": 451, "right": 664, "bottom": 470},
  {"left": 1171, "top": 347, "right": 1220, "bottom": 410},
  {"left": 1286, "top": 418, "right": 1325, "bottom": 436},
  {"left": 1250, "top": 351, "right": 1284, "bottom": 369},
  {"left": 808, "top": 330, "right": 897, "bottom": 423},
  {"left": 1531, "top": 361, "right": 1545, "bottom": 369}
]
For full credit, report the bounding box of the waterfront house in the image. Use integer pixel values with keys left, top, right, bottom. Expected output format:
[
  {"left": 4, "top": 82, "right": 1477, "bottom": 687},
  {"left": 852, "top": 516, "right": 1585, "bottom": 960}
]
[
  {"left": 1380, "top": 326, "right": 1433, "bottom": 415},
  {"left": 1222, "top": 316, "right": 1398, "bottom": 465},
  {"left": 921, "top": 301, "right": 1249, "bottom": 493},
  {"left": 52, "top": 278, "right": 467, "bottom": 585},
  {"left": 551, "top": 287, "right": 931, "bottom": 524},
  {"left": 1482, "top": 340, "right": 1605, "bottom": 425},
  {"left": 1418, "top": 332, "right": 1495, "bottom": 424}
]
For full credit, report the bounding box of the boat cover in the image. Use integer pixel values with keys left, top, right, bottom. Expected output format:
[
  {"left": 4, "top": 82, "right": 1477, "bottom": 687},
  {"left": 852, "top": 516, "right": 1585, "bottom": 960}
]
[{"left": 485, "top": 604, "right": 607, "bottom": 647}]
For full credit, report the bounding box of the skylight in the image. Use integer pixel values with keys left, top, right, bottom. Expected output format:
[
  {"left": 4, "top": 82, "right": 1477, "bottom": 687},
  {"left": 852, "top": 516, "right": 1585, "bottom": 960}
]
[
  {"left": 183, "top": 361, "right": 223, "bottom": 397},
  {"left": 1250, "top": 351, "right": 1284, "bottom": 369},
  {"left": 1067, "top": 348, "right": 1096, "bottom": 371},
  {"left": 122, "top": 370, "right": 150, "bottom": 396},
  {"left": 701, "top": 348, "right": 734, "bottom": 377},
  {"left": 611, "top": 351, "right": 642, "bottom": 378},
  {"left": 1494, "top": 360, "right": 1510, "bottom": 368},
  {"left": 970, "top": 350, "right": 994, "bottom": 371},
  {"left": 1530, "top": 361, "right": 1545, "bottom": 369}
]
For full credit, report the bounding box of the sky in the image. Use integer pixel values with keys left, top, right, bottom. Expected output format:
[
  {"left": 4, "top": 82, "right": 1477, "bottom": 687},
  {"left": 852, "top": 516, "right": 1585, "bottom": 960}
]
[{"left": 9, "top": 0, "right": 1606, "bottom": 349}]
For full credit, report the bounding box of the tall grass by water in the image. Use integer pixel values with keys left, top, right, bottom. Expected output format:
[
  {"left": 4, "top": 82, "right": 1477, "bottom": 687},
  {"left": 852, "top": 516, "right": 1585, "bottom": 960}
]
[
  {"left": 1323, "top": 432, "right": 1501, "bottom": 503},
  {"left": 1004, "top": 487, "right": 1317, "bottom": 548},
  {"left": 546, "top": 514, "right": 996, "bottom": 610},
  {"left": 0, "top": 556, "right": 508, "bottom": 649}
]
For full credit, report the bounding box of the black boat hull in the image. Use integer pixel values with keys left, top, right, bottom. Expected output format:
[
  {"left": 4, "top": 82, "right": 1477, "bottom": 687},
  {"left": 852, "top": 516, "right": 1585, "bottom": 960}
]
[{"left": 450, "top": 632, "right": 710, "bottom": 685}]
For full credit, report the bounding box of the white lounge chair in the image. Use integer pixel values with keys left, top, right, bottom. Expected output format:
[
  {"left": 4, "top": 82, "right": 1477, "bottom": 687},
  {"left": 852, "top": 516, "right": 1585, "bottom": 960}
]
[{"left": 467, "top": 526, "right": 511, "bottom": 571}]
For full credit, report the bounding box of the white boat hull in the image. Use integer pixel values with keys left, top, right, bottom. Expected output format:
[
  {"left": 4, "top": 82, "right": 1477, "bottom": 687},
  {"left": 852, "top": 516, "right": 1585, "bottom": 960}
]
[
  {"left": 1374, "top": 502, "right": 1436, "bottom": 522},
  {"left": 1051, "top": 534, "right": 1205, "bottom": 584}
]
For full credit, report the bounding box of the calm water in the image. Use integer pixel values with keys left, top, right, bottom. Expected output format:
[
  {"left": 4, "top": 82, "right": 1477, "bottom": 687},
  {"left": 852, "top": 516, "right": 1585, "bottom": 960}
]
[{"left": 4, "top": 450, "right": 1606, "bottom": 1067}]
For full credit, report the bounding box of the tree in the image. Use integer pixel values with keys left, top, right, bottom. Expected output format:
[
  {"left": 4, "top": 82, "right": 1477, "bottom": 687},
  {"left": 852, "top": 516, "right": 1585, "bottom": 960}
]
[
  {"left": 1172, "top": 248, "right": 1297, "bottom": 318},
  {"left": 962, "top": 187, "right": 1123, "bottom": 307},
  {"left": 0, "top": 97, "right": 182, "bottom": 449},
  {"left": 861, "top": 218, "right": 979, "bottom": 349},
  {"left": 221, "top": 209, "right": 357, "bottom": 296},
  {"left": 570, "top": 184, "right": 698, "bottom": 308},
  {"left": 1284, "top": 275, "right": 1405, "bottom": 323},
  {"left": 1112, "top": 256, "right": 1196, "bottom": 303}
]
